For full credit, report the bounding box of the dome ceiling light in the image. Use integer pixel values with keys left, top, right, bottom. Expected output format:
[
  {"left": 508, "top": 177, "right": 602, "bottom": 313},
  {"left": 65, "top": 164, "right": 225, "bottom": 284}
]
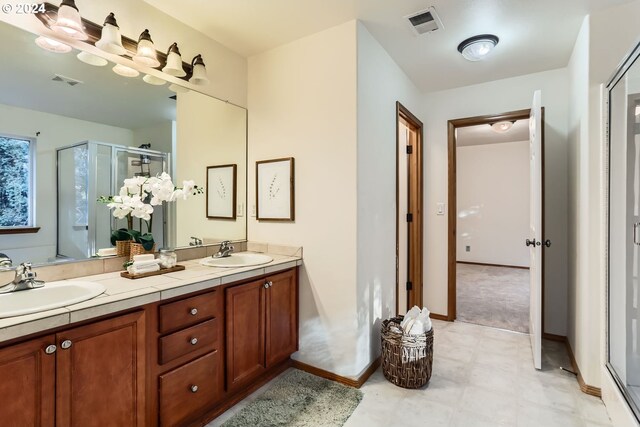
[
  {"left": 457, "top": 34, "right": 499, "bottom": 62},
  {"left": 490, "top": 120, "right": 515, "bottom": 133}
]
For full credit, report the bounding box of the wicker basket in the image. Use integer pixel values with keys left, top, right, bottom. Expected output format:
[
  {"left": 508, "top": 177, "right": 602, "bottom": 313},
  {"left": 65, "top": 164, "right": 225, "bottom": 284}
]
[
  {"left": 129, "top": 242, "right": 156, "bottom": 260},
  {"left": 115, "top": 240, "right": 133, "bottom": 257},
  {"left": 381, "top": 316, "right": 434, "bottom": 389}
]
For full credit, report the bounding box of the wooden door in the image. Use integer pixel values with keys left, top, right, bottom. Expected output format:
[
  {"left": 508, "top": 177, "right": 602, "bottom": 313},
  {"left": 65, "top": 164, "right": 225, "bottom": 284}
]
[
  {"left": 56, "top": 311, "right": 146, "bottom": 427},
  {"left": 265, "top": 269, "right": 298, "bottom": 367},
  {"left": 226, "top": 279, "right": 266, "bottom": 390},
  {"left": 0, "top": 336, "right": 55, "bottom": 427}
]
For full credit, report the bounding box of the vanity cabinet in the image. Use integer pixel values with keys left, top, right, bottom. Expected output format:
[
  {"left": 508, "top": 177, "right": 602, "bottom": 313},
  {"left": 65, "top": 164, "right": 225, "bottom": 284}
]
[
  {"left": 0, "top": 310, "right": 145, "bottom": 427},
  {"left": 226, "top": 268, "right": 298, "bottom": 391}
]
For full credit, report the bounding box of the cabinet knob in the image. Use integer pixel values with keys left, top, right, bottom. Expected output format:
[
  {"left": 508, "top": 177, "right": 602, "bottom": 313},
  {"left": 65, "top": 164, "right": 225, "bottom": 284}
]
[
  {"left": 264, "top": 282, "right": 269, "bottom": 289},
  {"left": 45, "top": 344, "right": 57, "bottom": 355},
  {"left": 190, "top": 337, "right": 198, "bottom": 346},
  {"left": 189, "top": 308, "right": 198, "bottom": 316},
  {"left": 190, "top": 385, "right": 198, "bottom": 393},
  {"left": 60, "top": 340, "right": 72, "bottom": 350}
]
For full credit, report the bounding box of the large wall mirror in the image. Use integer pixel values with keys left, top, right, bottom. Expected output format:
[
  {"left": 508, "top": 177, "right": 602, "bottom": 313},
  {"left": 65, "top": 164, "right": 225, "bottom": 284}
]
[
  {"left": 0, "top": 21, "right": 247, "bottom": 267},
  {"left": 606, "top": 40, "right": 640, "bottom": 421}
]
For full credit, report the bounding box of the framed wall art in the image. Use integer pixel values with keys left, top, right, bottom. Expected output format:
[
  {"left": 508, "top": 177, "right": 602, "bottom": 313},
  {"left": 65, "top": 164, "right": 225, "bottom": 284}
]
[
  {"left": 206, "top": 164, "right": 237, "bottom": 219},
  {"left": 256, "top": 157, "right": 294, "bottom": 221}
]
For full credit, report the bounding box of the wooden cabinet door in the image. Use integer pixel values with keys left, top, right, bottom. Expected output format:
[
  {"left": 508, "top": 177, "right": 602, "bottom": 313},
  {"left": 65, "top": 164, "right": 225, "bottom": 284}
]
[
  {"left": 226, "top": 279, "right": 266, "bottom": 390},
  {"left": 0, "top": 336, "right": 55, "bottom": 427},
  {"left": 56, "top": 311, "right": 146, "bottom": 427},
  {"left": 265, "top": 269, "right": 298, "bottom": 367}
]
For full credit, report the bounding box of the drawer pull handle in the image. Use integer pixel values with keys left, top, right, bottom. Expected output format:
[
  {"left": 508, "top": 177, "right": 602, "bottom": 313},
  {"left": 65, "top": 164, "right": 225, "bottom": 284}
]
[
  {"left": 60, "top": 340, "right": 72, "bottom": 350},
  {"left": 190, "top": 385, "right": 198, "bottom": 393},
  {"left": 45, "top": 344, "right": 57, "bottom": 355},
  {"left": 190, "top": 308, "right": 198, "bottom": 316},
  {"left": 190, "top": 337, "right": 198, "bottom": 345}
]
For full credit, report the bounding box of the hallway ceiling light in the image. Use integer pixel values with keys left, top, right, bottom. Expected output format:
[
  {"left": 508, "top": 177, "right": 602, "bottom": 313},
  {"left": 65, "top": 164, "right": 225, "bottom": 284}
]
[
  {"left": 189, "top": 54, "right": 209, "bottom": 85},
  {"left": 51, "top": 0, "right": 88, "bottom": 40},
  {"left": 143, "top": 74, "right": 166, "bottom": 86},
  {"left": 133, "top": 29, "right": 161, "bottom": 68},
  {"left": 457, "top": 34, "right": 499, "bottom": 62},
  {"left": 112, "top": 63, "right": 139, "bottom": 78},
  {"left": 77, "top": 51, "right": 108, "bottom": 66},
  {"left": 162, "top": 43, "right": 186, "bottom": 77},
  {"left": 491, "top": 120, "right": 515, "bottom": 133},
  {"left": 95, "top": 13, "right": 126, "bottom": 56},
  {"left": 35, "top": 36, "right": 72, "bottom": 53}
]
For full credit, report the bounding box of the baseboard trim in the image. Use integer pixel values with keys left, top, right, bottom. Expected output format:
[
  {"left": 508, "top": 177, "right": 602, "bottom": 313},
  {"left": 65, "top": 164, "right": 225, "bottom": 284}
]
[
  {"left": 292, "top": 357, "right": 381, "bottom": 389},
  {"left": 563, "top": 337, "right": 602, "bottom": 398},
  {"left": 542, "top": 332, "right": 567, "bottom": 342},
  {"left": 430, "top": 313, "right": 449, "bottom": 321},
  {"left": 456, "top": 261, "right": 530, "bottom": 270}
]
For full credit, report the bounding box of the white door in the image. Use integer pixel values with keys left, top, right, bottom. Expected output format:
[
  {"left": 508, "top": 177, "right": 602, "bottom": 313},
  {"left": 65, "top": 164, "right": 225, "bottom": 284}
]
[
  {"left": 398, "top": 123, "right": 409, "bottom": 315},
  {"left": 528, "top": 90, "right": 543, "bottom": 370}
]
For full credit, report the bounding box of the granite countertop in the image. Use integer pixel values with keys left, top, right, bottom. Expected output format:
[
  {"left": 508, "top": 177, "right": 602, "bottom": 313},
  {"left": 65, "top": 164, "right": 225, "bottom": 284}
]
[{"left": 0, "top": 251, "right": 302, "bottom": 343}]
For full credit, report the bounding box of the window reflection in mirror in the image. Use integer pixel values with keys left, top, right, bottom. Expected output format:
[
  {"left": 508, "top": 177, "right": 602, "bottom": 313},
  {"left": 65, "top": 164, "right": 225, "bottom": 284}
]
[{"left": 0, "top": 21, "right": 247, "bottom": 267}]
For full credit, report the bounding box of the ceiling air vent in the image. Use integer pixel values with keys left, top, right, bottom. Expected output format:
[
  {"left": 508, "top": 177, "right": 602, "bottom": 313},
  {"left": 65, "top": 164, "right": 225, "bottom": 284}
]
[
  {"left": 51, "top": 74, "right": 83, "bottom": 87},
  {"left": 406, "top": 6, "right": 443, "bottom": 36}
]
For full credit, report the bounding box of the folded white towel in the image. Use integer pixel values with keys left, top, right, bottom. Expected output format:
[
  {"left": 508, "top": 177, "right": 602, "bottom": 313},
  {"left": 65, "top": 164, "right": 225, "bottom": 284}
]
[
  {"left": 128, "top": 264, "right": 160, "bottom": 275},
  {"left": 97, "top": 248, "right": 116, "bottom": 257},
  {"left": 132, "top": 259, "right": 161, "bottom": 268}
]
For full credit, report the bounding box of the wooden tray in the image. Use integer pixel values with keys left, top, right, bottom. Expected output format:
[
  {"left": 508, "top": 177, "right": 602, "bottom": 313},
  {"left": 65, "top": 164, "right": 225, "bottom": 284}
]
[{"left": 120, "top": 265, "right": 185, "bottom": 280}]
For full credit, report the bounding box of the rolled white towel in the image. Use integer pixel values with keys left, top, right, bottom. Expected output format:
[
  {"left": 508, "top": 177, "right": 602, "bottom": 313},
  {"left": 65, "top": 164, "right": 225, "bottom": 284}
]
[
  {"left": 128, "top": 263, "right": 160, "bottom": 275},
  {"left": 132, "top": 259, "right": 161, "bottom": 268},
  {"left": 409, "top": 319, "right": 425, "bottom": 335},
  {"left": 97, "top": 248, "right": 116, "bottom": 257},
  {"left": 401, "top": 306, "right": 421, "bottom": 330}
]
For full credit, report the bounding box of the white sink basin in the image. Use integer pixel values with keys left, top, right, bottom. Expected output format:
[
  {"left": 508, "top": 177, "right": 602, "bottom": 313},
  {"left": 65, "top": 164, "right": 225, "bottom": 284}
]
[
  {"left": 199, "top": 253, "right": 273, "bottom": 268},
  {"left": 0, "top": 281, "right": 106, "bottom": 318}
]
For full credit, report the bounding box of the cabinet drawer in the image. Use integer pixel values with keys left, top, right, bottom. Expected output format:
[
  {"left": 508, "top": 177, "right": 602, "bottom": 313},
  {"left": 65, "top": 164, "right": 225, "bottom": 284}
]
[
  {"left": 158, "top": 290, "right": 218, "bottom": 333},
  {"left": 159, "top": 318, "right": 218, "bottom": 365},
  {"left": 159, "top": 351, "right": 222, "bottom": 427}
]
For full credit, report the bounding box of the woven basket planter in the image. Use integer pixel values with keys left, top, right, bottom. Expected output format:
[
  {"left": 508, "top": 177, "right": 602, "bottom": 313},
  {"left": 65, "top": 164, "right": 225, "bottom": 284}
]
[
  {"left": 381, "top": 316, "right": 434, "bottom": 389},
  {"left": 129, "top": 242, "right": 156, "bottom": 260},
  {"left": 115, "top": 240, "right": 133, "bottom": 257}
]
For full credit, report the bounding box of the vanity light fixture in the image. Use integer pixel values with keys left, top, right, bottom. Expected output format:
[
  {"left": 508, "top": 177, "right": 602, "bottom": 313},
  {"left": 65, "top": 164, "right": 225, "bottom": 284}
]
[
  {"left": 35, "top": 36, "right": 72, "bottom": 53},
  {"left": 112, "top": 63, "right": 140, "bottom": 78},
  {"left": 457, "top": 34, "right": 499, "bottom": 62},
  {"left": 77, "top": 51, "right": 108, "bottom": 66},
  {"left": 51, "top": 0, "right": 88, "bottom": 41},
  {"left": 168, "top": 83, "right": 190, "bottom": 93},
  {"left": 189, "top": 54, "right": 209, "bottom": 85},
  {"left": 95, "top": 12, "right": 126, "bottom": 56},
  {"left": 162, "top": 43, "right": 186, "bottom": 77},
  {"left": 490, "top": 120, "right": 515, "bottom": 133},
  {"left": 133, "top": 29, "right": 161, "bottom": 68},
  {"left": 143, "top": 74, "right": 166, "bottom": 86}
]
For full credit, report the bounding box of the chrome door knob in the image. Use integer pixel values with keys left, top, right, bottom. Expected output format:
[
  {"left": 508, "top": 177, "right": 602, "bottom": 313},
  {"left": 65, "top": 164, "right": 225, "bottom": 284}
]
[
  {"left": 190, "top": 337, "right": 198, "bottom": 345},
  {"left": 190, "top": 385, "right": 198, "bottom": 393},
  {"left": 45, "top": 344, "right": 57, "bottom": 354},
  {"left": 60, "top": 340, "right": 72, "bottom": 350},
  {"left": 190, "top": 308, "right": 198, "bottom": 316}
]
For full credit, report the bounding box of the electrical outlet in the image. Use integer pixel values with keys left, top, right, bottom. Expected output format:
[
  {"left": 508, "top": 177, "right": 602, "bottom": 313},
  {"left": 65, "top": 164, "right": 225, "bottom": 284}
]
[{"left": 466, "top": 245, "right": 471, "bottom": 252}]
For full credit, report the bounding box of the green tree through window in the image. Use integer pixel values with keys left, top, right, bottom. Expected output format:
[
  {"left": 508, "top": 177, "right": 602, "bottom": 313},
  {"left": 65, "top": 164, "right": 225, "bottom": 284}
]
[{"left": 0, "top": 136, "right": 31, "bottom": 227}]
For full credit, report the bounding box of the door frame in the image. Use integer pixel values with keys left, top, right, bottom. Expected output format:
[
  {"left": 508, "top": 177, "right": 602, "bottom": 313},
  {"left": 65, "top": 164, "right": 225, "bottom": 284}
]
[
  {"left": 396, "top": 102, "right": 424, "bottom": 315},
  {"left": 447, "top": 108, "right": 545, "bottom": 327}
]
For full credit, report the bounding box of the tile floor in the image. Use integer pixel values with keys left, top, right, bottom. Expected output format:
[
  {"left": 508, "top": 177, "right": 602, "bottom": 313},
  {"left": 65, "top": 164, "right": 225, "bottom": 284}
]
[
  {"left": 208, "top": 320, "right": 612, "bottom": 427},
  {"left": 457, "top": 263, "right": 530, "bottom": 333}
]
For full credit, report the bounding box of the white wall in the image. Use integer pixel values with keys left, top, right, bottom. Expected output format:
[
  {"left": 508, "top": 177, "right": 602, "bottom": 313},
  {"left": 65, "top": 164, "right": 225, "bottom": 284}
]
[
  {"left": 1, "top": 0, "right": 247, "bottom": 107},
  {"left": 355, "top": 22, "right": 424, "bottom": 371},
  {"left": 457, "top": 141, "right": 530, "bottom": 267},
  {"left": 422, "top": 68, "right": 570, "bottom": 336},
  {"left": 248, "top": 21, "right": 360, "bottom": 377},
  {"left": 133, "top": 121, "right": 174, "bottom": 155},
  {"left": 0, "top": 103, "right": 133, "bottom": 264}
]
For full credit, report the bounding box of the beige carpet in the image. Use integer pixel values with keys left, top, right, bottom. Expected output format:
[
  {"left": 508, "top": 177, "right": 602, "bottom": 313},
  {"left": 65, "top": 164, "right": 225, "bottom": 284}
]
[{"left": 456, "top": 263, "right": 530, "bottom": 333}]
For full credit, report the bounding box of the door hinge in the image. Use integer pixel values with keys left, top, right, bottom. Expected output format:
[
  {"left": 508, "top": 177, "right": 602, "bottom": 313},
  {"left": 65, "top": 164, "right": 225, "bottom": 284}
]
[
  {"left": 406, "top": 145, "right": 413, "bottom": 154},
  {"left": 406, "top": 281, "right": 413, "bottom": 290},
  {"left": 406, "top": 213, "right": 413, "bottom": 222}
]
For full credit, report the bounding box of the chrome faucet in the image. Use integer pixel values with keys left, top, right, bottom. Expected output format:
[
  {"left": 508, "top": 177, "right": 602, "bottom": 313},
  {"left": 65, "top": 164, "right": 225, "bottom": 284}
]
[
  {"left": 190, "top": 237, "right": 203, "bottom": 246},
  {"left": 0, "top": 263, "right": 45, "bottom": 294},
  {"left": 213, "top": 241, "right": 234, "bottom": 258},
  {"left": 0, "top": 253, "right": 11, "bottom": 268}
]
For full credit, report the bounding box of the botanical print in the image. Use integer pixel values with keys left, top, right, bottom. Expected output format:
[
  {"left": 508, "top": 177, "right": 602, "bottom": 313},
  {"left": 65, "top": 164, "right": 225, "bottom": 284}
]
[
  {"left": 257, "top": 158, "right": 293, "bottom": 220},
  {"left": 207, "top": 165, "right": 236, "bottom": 219}
]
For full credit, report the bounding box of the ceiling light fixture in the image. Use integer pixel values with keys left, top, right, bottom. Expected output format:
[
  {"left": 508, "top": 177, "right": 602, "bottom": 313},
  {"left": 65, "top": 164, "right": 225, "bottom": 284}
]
[
  {"left": 95, "top": 12, "right": 126, "bottom": 55},
  {"left": 112, "top": 63, "right": 140, "bottom": 78},
  {"left": 35, "top": 36, "right": 72, "bottom": 53},
  {"left": 490, "top": 120, "right": 515, "bottom": 133},
  {"left": 143, "top": 74, "right": 166, "bottom": 86},
  {"left": 133, "top": 29, "right": 160, "bottom": 68},
  {"left": 162, "top": 43, "right": 186, "bottom": 77},
  {"left": 77, "top": 51, "right": 108, "bottom": 66},
  {"left": 51, "top": 0, "right": 88, "bottom": 40},
  {"left": 457, "top": 34, "right": 499, "bottom": 62},
  {"left": 189, "top": 54, "right": 209, "bottom": 85}
]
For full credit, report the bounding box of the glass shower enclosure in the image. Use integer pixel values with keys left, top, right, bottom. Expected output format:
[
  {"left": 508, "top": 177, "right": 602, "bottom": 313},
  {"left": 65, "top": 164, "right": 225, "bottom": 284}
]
[
  {"left": 57, "top": 141, "right": 170, "bottom": 260},
  {"left": 607, "top": 41, "right": 640, "bottom": 422}
]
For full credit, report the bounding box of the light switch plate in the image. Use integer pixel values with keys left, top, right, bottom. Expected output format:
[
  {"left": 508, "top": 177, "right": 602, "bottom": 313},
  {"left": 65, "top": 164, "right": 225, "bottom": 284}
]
[
  {"left": 251, "top": 204, "right": 256, "bottom": 217},
  {"left": 237, "top": 202, "right": 245, "bottom": 217},
  {"left": 437, "top": 203, "right": 445, "bottom": 216}
]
